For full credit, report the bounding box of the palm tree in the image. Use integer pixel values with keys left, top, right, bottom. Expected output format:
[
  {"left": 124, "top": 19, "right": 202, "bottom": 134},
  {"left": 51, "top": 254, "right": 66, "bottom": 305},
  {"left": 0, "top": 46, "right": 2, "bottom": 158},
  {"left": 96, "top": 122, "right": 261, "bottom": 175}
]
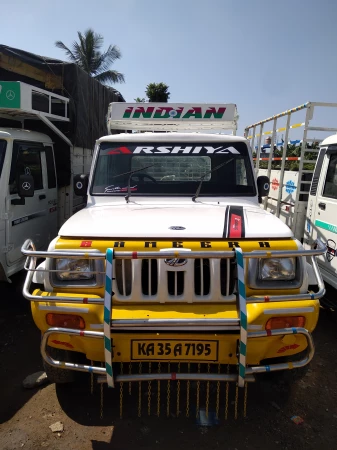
[
  {"left": 55, "top": 29, "right": 125, "bottom": 84},
  {"left": 145, "top": 82, "right": 170, "bottom": 102}
]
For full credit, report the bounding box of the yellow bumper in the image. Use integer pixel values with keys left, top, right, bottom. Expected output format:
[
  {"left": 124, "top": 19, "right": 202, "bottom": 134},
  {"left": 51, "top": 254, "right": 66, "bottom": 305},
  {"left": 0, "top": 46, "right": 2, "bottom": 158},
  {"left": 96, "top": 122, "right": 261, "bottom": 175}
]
[{"left": 32, "top": 294, "right": 319, "bottom": 365}]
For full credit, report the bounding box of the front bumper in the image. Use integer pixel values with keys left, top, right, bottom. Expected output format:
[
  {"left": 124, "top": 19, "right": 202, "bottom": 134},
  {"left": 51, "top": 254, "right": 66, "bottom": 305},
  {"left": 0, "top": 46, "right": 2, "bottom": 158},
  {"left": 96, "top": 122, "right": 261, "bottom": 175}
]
[
  {"left": 41, "top": 326, "right": 315, "bottom": 386},
  {"left": 22, "top": 238, "right": 326, "bottom": 387}
]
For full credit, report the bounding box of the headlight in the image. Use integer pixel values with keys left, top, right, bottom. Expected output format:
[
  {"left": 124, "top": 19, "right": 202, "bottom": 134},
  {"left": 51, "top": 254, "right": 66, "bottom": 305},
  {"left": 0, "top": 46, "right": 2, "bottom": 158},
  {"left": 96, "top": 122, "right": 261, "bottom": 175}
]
[
  {"left": 56, "top": 258, "right": 94, "bottom": 281},
  {"left": 259, "top": 258, "right": 296, "bottom": 281}
]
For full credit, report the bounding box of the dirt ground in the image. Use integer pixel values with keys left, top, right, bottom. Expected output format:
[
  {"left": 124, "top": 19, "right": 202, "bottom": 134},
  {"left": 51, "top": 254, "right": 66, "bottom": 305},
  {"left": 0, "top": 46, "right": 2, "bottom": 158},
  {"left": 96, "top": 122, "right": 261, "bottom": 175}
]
[{"left": 1, "top": 273, "right": 337, "bottom": 450}]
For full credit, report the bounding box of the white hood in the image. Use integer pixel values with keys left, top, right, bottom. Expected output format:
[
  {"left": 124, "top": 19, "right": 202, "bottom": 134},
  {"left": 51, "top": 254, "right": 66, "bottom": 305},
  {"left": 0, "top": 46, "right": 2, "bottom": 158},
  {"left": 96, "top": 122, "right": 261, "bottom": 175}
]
[{"left": 59, "top": 199, "right": 293, "bottom": 239}]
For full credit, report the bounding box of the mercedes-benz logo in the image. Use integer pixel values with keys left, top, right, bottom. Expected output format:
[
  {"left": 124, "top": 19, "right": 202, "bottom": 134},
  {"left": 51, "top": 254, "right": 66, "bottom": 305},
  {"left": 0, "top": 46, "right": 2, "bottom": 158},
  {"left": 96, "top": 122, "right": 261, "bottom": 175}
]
[
  {"left": 22, "top": 182, "right": 31, "bottom": 191},
  {"left": 6, "top": 90, "right": 15, "bottom": 101},
  {"left": 164, "top": 258, "right": 187, "bottom": 267},
  {"left": 169, "top": 226, "right": 185, "bottom": 230}
]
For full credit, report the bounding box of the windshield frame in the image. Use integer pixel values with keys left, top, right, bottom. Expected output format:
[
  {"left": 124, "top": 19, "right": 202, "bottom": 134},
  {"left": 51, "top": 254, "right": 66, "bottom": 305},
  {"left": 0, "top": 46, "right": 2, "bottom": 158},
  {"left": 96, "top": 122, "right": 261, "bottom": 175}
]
[
  {"left": 90, "top": 140, "right": 257, "bottom": 198},
  {"left": 0, "top": 139, "right": 7, "bottom": 179}
]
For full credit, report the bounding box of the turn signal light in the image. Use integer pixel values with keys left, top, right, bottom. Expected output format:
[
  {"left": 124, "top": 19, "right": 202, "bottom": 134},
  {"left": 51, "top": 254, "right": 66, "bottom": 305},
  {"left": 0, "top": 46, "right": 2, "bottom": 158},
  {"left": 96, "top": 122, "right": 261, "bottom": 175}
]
[
  {"left": 265, "top": 316, "right": 305, "bottom": 330},
  {"left": 46, "top": 313, "right": 85, "bottom": 330}
]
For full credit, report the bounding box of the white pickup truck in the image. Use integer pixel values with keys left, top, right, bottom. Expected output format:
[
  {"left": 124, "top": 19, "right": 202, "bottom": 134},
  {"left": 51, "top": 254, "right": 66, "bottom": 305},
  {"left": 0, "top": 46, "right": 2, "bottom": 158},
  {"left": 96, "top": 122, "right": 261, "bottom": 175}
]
[{"left": 21, "top": 103, "right": 326, "bottom": 419}]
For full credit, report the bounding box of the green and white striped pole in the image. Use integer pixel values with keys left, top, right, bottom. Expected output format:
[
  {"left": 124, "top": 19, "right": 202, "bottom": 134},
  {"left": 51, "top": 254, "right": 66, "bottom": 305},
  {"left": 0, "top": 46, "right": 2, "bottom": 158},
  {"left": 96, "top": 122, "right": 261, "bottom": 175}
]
[
  {"left": 104, "top": 248, "right": 114, "bottom": 388},
  {"left": 235, "top": 248, "right": 247, "bottom": 388}
]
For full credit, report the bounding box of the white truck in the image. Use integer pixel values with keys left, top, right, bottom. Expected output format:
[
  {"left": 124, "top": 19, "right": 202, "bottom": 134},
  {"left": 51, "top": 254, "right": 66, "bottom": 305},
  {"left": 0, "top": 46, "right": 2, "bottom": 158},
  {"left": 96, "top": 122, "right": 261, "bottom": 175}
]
[
  {"left": 0, "top": 44, "right": 124, "bottom": 281},
  {"left": 0, "top": 81, "right": 88, "bottom": 281},
  {"left": 0, "top": 79, "right": 123, "bottom": 281},
  {"left": 21, "top": 103, "right": 326, "bottom": 419},
  {"left": 244, "top": 102, "right": 337, "bottom": 292}
]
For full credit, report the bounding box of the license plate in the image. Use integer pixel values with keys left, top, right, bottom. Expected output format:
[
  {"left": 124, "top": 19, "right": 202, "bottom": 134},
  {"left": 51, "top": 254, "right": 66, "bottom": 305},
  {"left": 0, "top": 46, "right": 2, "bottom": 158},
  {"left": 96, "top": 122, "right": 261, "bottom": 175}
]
[{"left": 131, "top": 339, "right": 218, "bottom": 361}]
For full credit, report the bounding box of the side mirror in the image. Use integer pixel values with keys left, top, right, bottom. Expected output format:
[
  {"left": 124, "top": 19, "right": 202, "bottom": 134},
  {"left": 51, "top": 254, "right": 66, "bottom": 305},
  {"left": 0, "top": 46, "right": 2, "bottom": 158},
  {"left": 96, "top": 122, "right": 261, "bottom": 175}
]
[
  {"left": 18, "top": 174, "right": 34, "bottom": 197},
  {"left": 257, "top": 176, "right": 270, "bottom": 201},
  {"left": 74, "top": 174, "right": 89, "bottom": 196}
]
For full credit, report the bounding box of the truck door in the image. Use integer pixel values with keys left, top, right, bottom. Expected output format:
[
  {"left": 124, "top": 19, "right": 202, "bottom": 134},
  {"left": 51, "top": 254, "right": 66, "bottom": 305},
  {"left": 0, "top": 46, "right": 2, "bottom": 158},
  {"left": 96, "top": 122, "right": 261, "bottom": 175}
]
[
  {"left": 6, "top": 140, "right": 57, "bottom": 265},
  {"left": 313, "top": 149, "right": 337, "bottom": 285}
]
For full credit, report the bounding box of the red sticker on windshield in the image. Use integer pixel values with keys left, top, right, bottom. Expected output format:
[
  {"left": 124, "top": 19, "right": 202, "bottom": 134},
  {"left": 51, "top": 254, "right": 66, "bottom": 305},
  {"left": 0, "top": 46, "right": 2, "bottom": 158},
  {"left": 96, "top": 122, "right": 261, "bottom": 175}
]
[{"left": 107, "top": 146, "right": 132, "bottom": 154}]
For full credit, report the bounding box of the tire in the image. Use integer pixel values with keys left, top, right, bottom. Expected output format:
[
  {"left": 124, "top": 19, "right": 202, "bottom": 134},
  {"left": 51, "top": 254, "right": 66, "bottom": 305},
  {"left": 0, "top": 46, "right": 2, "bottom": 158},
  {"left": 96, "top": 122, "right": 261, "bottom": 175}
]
[{"left": 43, "top": 345, "right": 75, "bottom": 384}]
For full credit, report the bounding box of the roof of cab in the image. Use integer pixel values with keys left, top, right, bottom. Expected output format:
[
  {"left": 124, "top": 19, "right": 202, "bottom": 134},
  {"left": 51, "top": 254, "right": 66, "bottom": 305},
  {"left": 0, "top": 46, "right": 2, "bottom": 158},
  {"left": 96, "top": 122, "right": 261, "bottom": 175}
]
[
  {"left": 0, "top": 128, "right": 53, "bottom": 143},
  {"left": 321, "top": 134, "right": 337, "bottom": 147},
  {"left": 97, "top": 132, "right": 247, "bottom": 143}
]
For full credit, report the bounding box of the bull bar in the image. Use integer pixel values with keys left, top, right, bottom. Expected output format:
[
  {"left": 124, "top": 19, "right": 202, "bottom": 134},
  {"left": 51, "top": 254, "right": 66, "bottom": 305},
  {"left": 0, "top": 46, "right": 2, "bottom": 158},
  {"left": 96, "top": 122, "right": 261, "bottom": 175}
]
[{"left": 22, "top": 239, "right": 326, "bottom": 388}]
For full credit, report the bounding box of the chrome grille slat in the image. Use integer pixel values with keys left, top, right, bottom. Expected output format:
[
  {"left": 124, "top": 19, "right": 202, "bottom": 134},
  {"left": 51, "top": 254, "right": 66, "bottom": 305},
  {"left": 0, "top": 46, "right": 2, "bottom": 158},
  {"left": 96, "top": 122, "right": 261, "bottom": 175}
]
[
  {"left": 148, "top": 260, "right": 152, "bottom": 295},
  {"left": 122, "top": 260, "right": 126, "bottom": 295},
  {"left": 226, "top": 259, "right": 230, "bottom": 296}
]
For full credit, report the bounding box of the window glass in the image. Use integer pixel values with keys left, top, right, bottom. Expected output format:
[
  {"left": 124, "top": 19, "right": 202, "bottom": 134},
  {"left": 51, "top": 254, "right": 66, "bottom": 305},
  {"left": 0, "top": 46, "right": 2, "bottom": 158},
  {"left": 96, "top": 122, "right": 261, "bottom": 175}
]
[
  {"left": 0, "top": 140, "right": 6, "bottom": 178},
  {"left": 9, "top": 141, "right": 43, "bottom": 194},
  {"left": 92, "top": 141, "right": 255, "bottom": 196},
  {"left": 323, "top": 154, "right": 337, "bottom": 200},
  {"left": 44, "top": 146, "right": 56, "bottom": 189}
]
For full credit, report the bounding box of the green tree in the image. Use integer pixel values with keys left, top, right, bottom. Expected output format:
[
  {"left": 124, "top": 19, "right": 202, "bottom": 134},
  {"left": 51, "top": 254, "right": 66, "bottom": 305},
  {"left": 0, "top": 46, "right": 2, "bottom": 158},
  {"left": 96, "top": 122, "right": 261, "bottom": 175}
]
[
  {"left": 134, "top": 97, "right": 146, "bottom": 102},
  {"left": 55, "top": 29, "right": 125, "bottom": 84},
  {"left": 145, "top": 82, "right": 170, "bottom": 102}
]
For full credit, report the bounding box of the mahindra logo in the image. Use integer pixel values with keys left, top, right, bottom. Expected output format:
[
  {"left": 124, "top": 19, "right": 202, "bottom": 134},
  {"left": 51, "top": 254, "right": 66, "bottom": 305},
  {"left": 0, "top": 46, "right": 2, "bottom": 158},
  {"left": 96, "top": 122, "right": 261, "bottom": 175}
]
[{"left": 164, "top": 258, "right": 188, "bottom": 267}]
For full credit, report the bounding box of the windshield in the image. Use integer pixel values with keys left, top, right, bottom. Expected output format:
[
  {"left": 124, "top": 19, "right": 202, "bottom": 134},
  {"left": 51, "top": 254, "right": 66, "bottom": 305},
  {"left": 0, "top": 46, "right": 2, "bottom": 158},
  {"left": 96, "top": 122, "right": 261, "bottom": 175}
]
[
  {"left": 92, "top": 141, "right": 256, "bottom": 197},
  {"left": 0, "top": 140, "right": 7, "bottom": 178}
]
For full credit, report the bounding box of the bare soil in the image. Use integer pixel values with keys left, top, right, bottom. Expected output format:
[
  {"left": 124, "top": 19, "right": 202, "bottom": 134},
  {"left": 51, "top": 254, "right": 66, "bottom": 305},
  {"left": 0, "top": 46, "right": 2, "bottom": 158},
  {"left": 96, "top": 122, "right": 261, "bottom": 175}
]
[{"left": 1, "top": 273, "right": 337, "bottom": 450}]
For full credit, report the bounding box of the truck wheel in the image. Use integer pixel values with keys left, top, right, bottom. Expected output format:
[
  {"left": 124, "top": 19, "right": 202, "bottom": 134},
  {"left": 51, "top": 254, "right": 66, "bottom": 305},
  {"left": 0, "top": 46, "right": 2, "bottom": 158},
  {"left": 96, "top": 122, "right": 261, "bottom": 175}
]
[{"left": 43, "top": 345, "right": 75, "bottom": 384}]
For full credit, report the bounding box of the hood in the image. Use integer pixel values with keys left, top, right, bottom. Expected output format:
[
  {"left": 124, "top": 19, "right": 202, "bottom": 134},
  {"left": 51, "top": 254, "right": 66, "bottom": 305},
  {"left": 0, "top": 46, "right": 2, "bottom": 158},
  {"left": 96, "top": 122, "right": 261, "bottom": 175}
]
[{"left": 59, "top": 200, "right": 293, "bottom": 239}]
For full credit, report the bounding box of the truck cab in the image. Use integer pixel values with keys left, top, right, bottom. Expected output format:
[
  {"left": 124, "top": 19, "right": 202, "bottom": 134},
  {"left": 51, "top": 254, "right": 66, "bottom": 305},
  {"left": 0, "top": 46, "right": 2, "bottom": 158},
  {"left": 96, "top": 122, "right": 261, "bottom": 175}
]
[
  {"left": 306, "top": 134, "right": 337, "bottom": 290},
  {"left": 0, "top": 129, "right": 57, "bottom": 280},
  {"left": 22, "top": 103, "right": 326, "bottom": 419}
]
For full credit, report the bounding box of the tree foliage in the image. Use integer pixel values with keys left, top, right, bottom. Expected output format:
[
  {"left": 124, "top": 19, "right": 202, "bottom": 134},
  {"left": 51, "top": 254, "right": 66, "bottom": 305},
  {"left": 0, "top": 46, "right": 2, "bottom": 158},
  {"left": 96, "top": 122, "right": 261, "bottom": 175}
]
[
  {"left": 55, "top": 29, "right": 125, "bottom": 84},
  {"left": 253, "top": 142, "right": 319, "bottom": 171},
  {"left": 145, "top": 82, "right": 170, "bottom": 102}
]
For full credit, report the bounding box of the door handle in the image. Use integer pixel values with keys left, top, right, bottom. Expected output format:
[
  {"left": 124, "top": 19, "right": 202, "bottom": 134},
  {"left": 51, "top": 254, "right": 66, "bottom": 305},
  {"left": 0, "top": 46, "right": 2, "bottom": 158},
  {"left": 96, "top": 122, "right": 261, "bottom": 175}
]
[
  {"left": 39, "top": 194, "right": 46, "bottom": 200},
  {"left": 318, "top": 202, "right": 326, "bottom": 210}
]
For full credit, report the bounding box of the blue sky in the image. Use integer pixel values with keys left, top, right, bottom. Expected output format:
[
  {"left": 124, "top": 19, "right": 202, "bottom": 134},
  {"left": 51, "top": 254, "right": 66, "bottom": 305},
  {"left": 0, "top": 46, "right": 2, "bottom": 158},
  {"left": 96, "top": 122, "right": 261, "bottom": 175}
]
[{"left": 2, "top": 0, "right": 337, "bottom": 139}]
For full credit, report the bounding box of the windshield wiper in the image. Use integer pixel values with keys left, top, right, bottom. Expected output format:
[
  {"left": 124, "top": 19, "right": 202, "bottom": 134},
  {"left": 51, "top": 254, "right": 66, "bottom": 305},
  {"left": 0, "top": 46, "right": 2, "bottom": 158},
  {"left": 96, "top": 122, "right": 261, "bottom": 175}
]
[
  {"left": 192, "top": 159, "right": 234, "bottom": 202},
  {"left": 124, "top": 164, "right": 156, "bottom": 203}
]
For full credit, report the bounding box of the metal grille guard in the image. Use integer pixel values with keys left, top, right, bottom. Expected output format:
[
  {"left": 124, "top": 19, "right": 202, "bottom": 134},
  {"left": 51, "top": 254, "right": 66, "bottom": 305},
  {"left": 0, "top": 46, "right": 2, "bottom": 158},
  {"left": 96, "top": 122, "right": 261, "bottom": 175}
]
[
  {"left": 22, "top": 239, "right": 326, "bottom": 305},
  {"left": 22, "top": 239, "right": 326, "bottom": 388}
]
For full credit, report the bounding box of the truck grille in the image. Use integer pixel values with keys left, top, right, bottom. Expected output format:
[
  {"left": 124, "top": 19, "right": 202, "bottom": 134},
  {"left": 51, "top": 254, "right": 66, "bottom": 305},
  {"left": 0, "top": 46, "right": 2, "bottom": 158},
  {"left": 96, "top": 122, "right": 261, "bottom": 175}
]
[{"left": 113, "top": 258, "right": 236, "bottom": 302}]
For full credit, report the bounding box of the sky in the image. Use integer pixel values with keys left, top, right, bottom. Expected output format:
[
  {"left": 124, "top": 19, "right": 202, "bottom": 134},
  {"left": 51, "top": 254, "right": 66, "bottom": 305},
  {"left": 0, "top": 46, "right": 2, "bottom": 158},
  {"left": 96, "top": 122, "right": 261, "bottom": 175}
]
[{"left": 2, "top": 0, "right": 337, "bottom": 139}]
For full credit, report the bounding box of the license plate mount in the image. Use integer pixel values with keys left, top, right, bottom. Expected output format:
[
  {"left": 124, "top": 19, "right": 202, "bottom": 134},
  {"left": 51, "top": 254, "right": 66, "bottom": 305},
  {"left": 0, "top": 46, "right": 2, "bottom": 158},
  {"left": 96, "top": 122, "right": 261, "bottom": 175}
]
[{"left": 131, "top": 339, "right": 219, "bottom": 361}]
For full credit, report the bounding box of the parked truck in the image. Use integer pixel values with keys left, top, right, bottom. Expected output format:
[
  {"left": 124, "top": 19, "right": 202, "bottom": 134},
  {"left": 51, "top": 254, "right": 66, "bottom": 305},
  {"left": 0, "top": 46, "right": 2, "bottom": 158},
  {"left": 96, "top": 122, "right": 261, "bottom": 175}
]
[
  {"left": 244, "top": 102, "right": 337, "bottom": 293},
  {"left": 22, "top": 103, "right": 326, "bottom": 419},
  {"left": 0, "top": 45, "right": 124, "bottom": 281}
]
